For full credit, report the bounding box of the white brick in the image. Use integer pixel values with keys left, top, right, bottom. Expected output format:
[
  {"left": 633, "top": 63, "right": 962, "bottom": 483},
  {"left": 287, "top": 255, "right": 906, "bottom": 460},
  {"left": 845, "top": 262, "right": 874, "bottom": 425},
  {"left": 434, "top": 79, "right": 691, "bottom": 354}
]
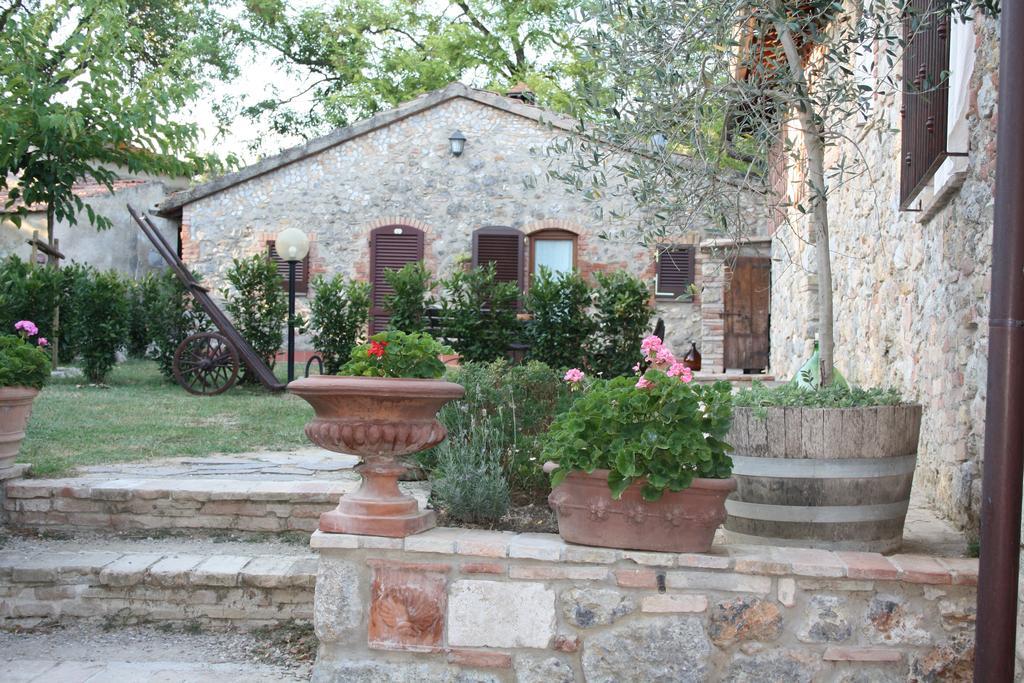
[{"left": 448, "top": 580, "right": 555, "bottom": 648}]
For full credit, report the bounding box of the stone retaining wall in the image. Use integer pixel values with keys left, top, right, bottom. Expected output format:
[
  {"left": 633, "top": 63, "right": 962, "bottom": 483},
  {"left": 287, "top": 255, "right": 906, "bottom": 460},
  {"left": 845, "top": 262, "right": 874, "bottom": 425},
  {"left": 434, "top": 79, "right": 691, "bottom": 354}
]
[
  {"left": 0, "top": 549, "right": 315, "bottom": 628},
  {"left": 310, "top": 528, "right": 977, "bottom": 682},
  {"left": 3, "top": 478, "right": 352, "bottom": 534}
]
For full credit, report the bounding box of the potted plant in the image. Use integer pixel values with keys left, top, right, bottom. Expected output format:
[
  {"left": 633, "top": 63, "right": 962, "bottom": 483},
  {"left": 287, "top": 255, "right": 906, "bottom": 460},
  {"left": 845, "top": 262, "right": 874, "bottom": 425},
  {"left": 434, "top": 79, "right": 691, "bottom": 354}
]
[
  {"left": 288, "top": 330, "right": 464, "bottom": 537},
  {"left": 725, "top": 381, "right": 920, "bottom": 553},
  {"left": 0, "top": 321, "right": 51, "bottom": 473},
  {"left": 543, "top": 336, "right": 735, "bottom": 552}
]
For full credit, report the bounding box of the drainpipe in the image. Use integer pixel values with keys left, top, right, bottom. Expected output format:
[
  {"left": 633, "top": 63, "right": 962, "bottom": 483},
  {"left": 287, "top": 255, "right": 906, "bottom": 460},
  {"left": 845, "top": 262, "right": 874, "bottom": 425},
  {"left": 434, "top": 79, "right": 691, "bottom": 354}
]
[{"left": 975, "top": 2, "right": 1024, "bottom": 681}]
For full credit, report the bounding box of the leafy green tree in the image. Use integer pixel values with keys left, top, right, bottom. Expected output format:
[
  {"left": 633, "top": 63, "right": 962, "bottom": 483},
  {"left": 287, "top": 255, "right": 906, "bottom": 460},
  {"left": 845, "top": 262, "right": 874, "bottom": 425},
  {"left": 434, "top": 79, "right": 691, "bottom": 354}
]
[
  {"left": 0, "top": 0, "right": 234, "bottom": 242},
  {"left": 226, "top": 0, "right": 587, "bottom": 140},
  {"left": 588, "top": 270, "right": 652, "bottom": 378},
  {"left": 76, "top": 270, "right": 130, "bottom": 383},
  {"left": 524, "top": 267, "right": 594, "bottom": 370},
  {"left": 384, "top": 261, "right": 433, "bottom": 334},
  {"left": 437, "top": 263, "right": 520, "bottom": 363}
]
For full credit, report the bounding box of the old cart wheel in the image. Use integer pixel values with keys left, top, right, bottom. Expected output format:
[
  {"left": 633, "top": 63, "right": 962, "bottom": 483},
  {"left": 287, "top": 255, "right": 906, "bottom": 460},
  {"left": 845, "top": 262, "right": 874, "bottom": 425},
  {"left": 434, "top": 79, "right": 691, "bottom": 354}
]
[{"left": 173, "top": 332, "right": 240, "bottom": 396}]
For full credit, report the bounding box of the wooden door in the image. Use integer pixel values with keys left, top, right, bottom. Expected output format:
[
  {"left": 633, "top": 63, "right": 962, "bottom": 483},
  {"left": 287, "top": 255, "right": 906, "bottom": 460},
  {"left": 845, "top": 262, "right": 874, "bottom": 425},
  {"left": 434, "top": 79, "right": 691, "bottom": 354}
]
[
  {"left": 724, "top": 256, "right": 770, "bottom": 371},
  {"left": 369, "top": 225, "right": 424, "bottom": 333}
]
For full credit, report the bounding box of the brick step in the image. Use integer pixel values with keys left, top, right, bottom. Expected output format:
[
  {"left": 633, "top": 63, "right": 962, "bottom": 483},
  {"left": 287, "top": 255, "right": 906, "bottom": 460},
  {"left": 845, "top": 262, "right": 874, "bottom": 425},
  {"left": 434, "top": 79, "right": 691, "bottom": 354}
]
[
  {"left": 3, "top": 477, "right": 377, "bottom": 534},
  {"left": 0, "top": 537, "right": 316, "bottom": 629}
]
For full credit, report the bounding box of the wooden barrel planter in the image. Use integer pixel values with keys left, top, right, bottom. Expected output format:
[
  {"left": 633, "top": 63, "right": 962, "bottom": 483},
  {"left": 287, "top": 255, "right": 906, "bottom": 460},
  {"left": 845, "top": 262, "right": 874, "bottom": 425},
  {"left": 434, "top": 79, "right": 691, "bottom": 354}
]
[{"left": 723, "top": 405, "right": 922, "bottom": 554}]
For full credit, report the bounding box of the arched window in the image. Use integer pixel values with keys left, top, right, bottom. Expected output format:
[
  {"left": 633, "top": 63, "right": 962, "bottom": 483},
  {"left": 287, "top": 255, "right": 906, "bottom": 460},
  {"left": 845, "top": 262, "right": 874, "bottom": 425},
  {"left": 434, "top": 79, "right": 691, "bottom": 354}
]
[
  {"left": 472, "top": 226, "right": 525, "bottom": 292},
  {"left": 529, "top": 229, "right": 578, "bottom": 280}
]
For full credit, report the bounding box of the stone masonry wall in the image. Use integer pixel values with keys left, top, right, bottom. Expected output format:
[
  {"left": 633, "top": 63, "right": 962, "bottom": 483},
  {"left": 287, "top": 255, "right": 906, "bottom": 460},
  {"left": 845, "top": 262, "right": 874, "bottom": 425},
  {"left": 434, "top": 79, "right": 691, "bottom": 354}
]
[
  {"left": 769, "top": 15, "right": 999, "bottom": 531},
  {"left": 310, "top": 528, "right": 978, "bottom": 682},
  {"left": 181, "top": 96, "right": 765, "bottom": 356}
]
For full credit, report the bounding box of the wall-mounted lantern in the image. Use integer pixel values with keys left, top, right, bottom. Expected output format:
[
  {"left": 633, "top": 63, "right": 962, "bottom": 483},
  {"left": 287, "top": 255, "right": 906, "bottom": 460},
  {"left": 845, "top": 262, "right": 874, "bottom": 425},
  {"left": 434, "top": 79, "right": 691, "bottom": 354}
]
[{"left": 449, "top": 130, "right": 467, "bottom": 157}]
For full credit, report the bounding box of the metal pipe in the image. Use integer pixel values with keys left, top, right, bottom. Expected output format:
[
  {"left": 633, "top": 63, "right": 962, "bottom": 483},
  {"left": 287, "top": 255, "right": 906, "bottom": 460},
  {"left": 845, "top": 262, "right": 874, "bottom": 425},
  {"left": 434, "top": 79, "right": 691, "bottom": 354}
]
[
  {"left": 287, "top": 260, "right": 297, "bottom": 384},
  {"left": 975, "top": 1, "right": 1024, "bottom": 680}
]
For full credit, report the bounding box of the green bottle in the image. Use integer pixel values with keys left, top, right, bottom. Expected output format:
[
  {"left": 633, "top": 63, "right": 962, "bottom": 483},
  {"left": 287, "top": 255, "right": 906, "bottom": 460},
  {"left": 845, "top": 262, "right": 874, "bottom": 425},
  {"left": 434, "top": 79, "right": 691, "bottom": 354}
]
[{"left": 791, "top": 338, "right": 848, "bottom": 390}]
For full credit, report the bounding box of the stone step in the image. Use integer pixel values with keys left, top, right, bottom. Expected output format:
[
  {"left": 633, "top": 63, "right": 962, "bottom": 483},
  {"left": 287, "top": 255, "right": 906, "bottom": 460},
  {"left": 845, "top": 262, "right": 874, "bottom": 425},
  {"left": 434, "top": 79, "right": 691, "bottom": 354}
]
[
  {"left": 3, "top": 477, "right": 368, "bottom": 534},
  {"left": 0, "top": 537, "right": 316, "bottom": 629}
]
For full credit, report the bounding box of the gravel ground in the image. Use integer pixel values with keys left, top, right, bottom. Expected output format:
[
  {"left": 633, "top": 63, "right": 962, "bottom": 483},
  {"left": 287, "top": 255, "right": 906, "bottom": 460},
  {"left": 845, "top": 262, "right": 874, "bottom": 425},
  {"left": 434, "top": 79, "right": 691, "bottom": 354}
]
[{"left": 0, "top": 621, "right": 314, "bottom": 681}]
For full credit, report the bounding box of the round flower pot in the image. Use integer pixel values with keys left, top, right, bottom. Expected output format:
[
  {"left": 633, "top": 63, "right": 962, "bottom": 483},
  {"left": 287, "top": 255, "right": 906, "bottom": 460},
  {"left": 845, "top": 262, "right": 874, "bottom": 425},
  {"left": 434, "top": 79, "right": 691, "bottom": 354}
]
[
  {"left": 287, "top": 375, "right": 464, "bottom": 537},
  {"left": 548, "top": 469, "right": 737, "bottom": 553},
  {"left": 0, "top": 386, "right": 39, "bottom": 473}
]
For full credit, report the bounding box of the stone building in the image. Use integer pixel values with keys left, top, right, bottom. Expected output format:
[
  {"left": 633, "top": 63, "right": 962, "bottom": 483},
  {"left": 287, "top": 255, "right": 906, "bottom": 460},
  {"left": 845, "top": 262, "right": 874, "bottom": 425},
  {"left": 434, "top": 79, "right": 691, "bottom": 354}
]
[
  {"left": 769, "top": 11, "right": 999, "bottom": 532},
  {"left": 0, "top": 174, "right": 183, "bottom": 277},
  {"left": 156, "top": 83, "right": 770, "bottom": 368}
]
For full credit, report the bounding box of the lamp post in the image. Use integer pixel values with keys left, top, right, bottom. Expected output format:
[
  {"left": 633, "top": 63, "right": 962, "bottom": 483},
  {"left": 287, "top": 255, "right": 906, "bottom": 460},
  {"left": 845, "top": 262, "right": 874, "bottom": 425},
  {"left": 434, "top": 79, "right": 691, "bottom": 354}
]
[{"left": 275, "top": 228, "right": 310, "bottom": 383}]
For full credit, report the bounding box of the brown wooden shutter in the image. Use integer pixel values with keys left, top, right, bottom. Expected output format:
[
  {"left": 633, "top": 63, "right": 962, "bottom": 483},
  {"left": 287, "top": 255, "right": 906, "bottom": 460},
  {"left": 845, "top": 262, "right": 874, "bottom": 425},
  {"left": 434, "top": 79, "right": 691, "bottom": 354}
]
[
  {"left": 472, "top": 227, "right": 524, "bottom": 292},
  {"left": 267, "top": 240, "right": 309, "bottom": 295},
  {"left": 899, "top": 0, "right": 951, "bottom": 209},
  {"left": 656, "top": 246, "right": 695, "bottom": 298},
  {"left": 369, "top": 225, "right": 425, "bottom": 333}
]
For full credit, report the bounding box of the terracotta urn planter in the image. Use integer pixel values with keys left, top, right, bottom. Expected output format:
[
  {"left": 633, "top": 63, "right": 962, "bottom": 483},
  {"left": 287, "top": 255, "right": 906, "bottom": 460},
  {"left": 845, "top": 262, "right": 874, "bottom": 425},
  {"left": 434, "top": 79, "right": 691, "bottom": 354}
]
[
  {"left": 548, "top": 469, "right": 737, "bottom": 553},
  {"left": 0, "top": 386, "right": 39, "bottom": 473},
  {"left": 288, "top": 375, "right": 464, "bottom": 537}
]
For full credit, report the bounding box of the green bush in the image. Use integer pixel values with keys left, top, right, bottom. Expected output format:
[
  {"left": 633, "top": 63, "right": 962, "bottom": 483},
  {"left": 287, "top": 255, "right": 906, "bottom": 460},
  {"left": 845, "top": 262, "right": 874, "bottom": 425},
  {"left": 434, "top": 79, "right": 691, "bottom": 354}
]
[
  {"left": 0, "top": 255, "right": 64, "bottom": 346},
  {"left": 525, "top": 268, "right": 594, "bottom": 370},
  {"left": 437, "top": 263, "right": 520, "bottom": 363},
  {"left": 55, "top": 262, "right": 95, "bottom": 363},
  {"left": 588, "top": 270, "right": 654, "bottom": 378},
  {"left": 734, "top": 381, "right": 903, "bottom": 416},
  {"left": 339, "top": 330, "right": 452, "bottom": 379},
  {"left": 308, "top": 275, "right": 371, "bottom": 374},
  {"left": 422, "top": 359, "right": 573, "bottom": 502},
  {"left": 223, "top": 255, "right": 287, "bottom": 380},
  {"left": 145, "top": 270, "right": 211, "bottom": 381},
  {"left": 76, "top": 270, "right": 130, "bottom": 383},
  {"left": 430, "top": 419, "right": 511, "bottom": 525},
  {"left": 383, "top": 261, "right": 432, "bottom": 333},
  {"left": 125, "top": 275, "right": 155, "bottom": 359},
  {"left": 0, "top": 325, "right": 51, "bottom": 388},
  {"left": 544, "top": 372, "right": 734, "bottom": 500}
]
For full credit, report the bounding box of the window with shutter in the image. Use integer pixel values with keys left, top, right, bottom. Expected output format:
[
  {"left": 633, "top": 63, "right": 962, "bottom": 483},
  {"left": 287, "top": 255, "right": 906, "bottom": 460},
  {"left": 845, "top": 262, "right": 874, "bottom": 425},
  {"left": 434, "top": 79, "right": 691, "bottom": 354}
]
[
  {"left": 899, "top": 0, "right": 951, "bottom": 209},
  {"left": 369, "top": 225, "right": 425, "bottom": 333},
  {"left": 656, "top": 246, "right": 696, "bottom": 299},
  {"left": 266, "top": 240, "right": 310, "bottom": 295},
  {"left": 472, "top": 226, "right": 524, "bottom": 292}
]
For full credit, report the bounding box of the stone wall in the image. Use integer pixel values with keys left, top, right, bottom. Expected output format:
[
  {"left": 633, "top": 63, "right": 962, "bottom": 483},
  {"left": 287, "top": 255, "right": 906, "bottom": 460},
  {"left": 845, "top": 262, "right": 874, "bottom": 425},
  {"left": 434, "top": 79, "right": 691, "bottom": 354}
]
[
  {"left": 769, "top": 15, "right": 999, "bottom": 531},
  {"left": 179, "top": 94, "right": 767, "bottom": 356},
  {"left": 0, "top": 180, "right": 179, "bottom": 278},
  {"left": 310, "top": 528, "right": 977, "bottom": 682}
]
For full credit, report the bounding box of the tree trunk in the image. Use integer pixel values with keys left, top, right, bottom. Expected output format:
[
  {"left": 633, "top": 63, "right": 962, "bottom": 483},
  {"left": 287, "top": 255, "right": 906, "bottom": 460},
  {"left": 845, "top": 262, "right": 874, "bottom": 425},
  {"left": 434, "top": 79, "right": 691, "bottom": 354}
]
[
  {"left": 46, "top": 203, "right": 59, "bottom": 368},
  {"left": 775, "top": 19, "right": 835, "bottom": 387}
]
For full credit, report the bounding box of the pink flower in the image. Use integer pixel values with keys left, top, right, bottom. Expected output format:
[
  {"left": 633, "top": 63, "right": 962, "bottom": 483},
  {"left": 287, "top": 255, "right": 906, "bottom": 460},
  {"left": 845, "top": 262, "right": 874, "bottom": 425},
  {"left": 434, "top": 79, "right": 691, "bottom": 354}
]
[
  {"left": 635, "top": 376, "right": 654, "bottom": 389},
  {"left": 640, "top": 335, "right": 662, "bottom": 355},
  {"left": 14, "top": 320, "right": 38, "bottom": 337},
  {"left": 667, "top": 362, "right": 693, "bottom": 383},
  {"left": 655, "top": 346, "right": 676, "bottom": 365},
  {"left": 632, "top": 362, "right": 642, "bottom": 374},
  {"left": 563, "top": 368, "right": 584, "bottom": 383},
  {"left": 37, "top": 337, "right": 48, "bottom": 347}
]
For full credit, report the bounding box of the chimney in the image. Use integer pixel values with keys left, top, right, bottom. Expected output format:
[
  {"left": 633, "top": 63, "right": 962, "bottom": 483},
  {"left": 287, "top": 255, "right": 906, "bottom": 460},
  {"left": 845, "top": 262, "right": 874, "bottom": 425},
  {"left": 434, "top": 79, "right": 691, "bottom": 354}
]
[{"left": 506, "top": 82, "right": 536, "bottom": 105}]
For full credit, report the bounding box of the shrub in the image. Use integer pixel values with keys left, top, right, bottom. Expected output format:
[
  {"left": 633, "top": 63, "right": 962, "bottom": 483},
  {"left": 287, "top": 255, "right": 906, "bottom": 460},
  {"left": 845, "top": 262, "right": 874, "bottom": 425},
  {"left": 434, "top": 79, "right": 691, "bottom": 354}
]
[
  {"left": 339, "top": 330, "right": 452, "bottom": 379},
  {"left": 384, "top": 261, "right": 432, "bottom": 333},
  {"left": 223, "top": 255, "right": 288, "bottom": 379},
  {"left": 54, "top": 262, "right": 94, "bottom": 363},
  {"left": 0, "top": 255, "right": 64, "bottom": 346},
  {"left": 524, "top": 268, "right": 594, "bottom": 370},
  {"left": 588, "top": 270, "right": 654, "bottom": 378},
  {"left": 125, "top": 275, "right": 155, "bottom": 358},
  {"left": 76, "top": 270, "right": 130, "bottom": 383},
  {"left": 437, "top": 263, "right": 520, "bottom": 363},
  {"left": 423, "top": 359, "right": 573, "bottom": 502},
  {"left": 145, "top": 270, "right": 211, "bottom": 381},
  {"left": 308, "top": 275, "right": 371, "bottom": 374},
  {"left": 734, "top": 380, "right": 903, "bottom": 416},
  {"left": 430, "top": 419, "right": 511, "bottom": 525},
  {"left": 0, "top": 321, "right": 51, "bottom": 388}
]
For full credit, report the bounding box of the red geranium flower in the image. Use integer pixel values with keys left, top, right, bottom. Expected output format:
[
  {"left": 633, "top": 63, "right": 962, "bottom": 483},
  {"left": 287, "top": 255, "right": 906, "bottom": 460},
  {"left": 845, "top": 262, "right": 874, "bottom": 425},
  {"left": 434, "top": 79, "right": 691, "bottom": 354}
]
[{"left": 367, "top": 340, "right": 389, "bottom": 358}]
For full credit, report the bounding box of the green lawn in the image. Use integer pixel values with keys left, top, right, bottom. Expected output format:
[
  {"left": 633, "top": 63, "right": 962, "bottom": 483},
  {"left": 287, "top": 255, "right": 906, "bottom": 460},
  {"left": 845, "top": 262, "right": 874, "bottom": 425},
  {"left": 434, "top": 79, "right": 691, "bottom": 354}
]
[{"left": 20, "top": 360, "right": 313, "bottom": 477}]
